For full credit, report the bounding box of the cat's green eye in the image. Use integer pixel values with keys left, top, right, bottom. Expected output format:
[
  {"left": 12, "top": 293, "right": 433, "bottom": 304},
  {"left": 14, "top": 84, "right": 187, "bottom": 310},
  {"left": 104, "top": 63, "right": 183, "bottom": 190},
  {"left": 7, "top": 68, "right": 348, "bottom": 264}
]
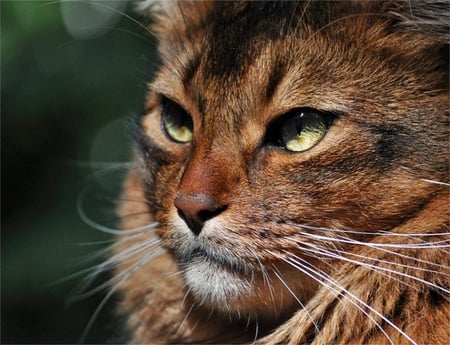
[
  {"left": 272, "top": 109, "right": 331, "bottom": 152},
  {"left": 161, "top": 100, "right": 193, "bottom": 143}
]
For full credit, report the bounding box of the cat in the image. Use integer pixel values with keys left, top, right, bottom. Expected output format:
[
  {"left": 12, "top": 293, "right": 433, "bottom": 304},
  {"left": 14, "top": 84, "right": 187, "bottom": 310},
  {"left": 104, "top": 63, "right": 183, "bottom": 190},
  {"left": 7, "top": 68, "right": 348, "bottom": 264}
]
[{"left": 110, "top": 1, "right": 450, "bottom": 343}]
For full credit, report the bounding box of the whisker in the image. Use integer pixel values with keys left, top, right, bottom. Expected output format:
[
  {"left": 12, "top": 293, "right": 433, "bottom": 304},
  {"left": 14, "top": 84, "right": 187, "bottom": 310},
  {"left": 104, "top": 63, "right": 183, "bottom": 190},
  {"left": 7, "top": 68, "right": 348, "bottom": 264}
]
[
  {"left": 102, "top": 26, "right": 155, "bottom": 44},
  {"left": 77, "top": 185, "right": 159, "bottom": 235},
  {"left": 267, "top": 250, "right": 396, "bottom": 345},
  {"left": 271, "top": 268, "right": 321, "bottom": 335},
  {"left": 103, "top": 235, "right": 160, "bottom": 263},
  {"left": 73, "top": 230, "right": 159, "bottom": 267},
  {"left": 288, "top": 224, "right": 450, "bottom": 270},
  {"left": 250, "top": 248, "right": 276, "bottom": 313},
  {"left": 74, "top": 244, "right": 164, "bottom": 302},
  {"left": 335, "top": 248, "right": 450, "bottom": 278},
  {"left": 57, "top": 0, "right": 158, "bottom": 39},
  {"left": 421, "top": 178, "right": 450, "bottom": 187},
  {"left": 295, "top": 243, "right": 449, "bottom": 295},
  {"left": 175, "top": 302, "right": 195, "bottom": 338},
  {"left": 64, "top": 160, "right": 134, "bottom": 169},
  {"left": 297, "top": 223, "right": 450, "bottom": 239},
  {"left": 298, "top": 231, "right": 450, "bottom": 250},
  {"left": 79, "top": 279, "right": 117, "bottom": 344},
  {"left": 252, "top": 318, "right": 259, "bottom": 345},
  {"left": 51, "top": 239, "right": 133, "bottom": 286},
  {"left": 296, "top": 237, "right": 449, "bottom": 275},
  {"left": 305, "top": 12, "right": 393, "bottom": 44},
  {"left": 110, "top": 211, "right": 154, "bottom": 222},
  {"left": 276, "top": 251, "right": 417, "bottom": 345},
  {"left": 69, "top": 237, "right": 161, "bottom": 300},
  {"left": 362, "top": 244, "right": 450, "bottom": 271},
  {"left": 114, "top": 197, "right": 153, "bottom": 206},
  {"left": 78, "top": 246, "right": 164, "bottom": 344},
  {"left": 289, "top": 256, "right": 402, "bottom": 344},
  {"left": 77, "top": 239, "right": 119, "bottom": 246}
]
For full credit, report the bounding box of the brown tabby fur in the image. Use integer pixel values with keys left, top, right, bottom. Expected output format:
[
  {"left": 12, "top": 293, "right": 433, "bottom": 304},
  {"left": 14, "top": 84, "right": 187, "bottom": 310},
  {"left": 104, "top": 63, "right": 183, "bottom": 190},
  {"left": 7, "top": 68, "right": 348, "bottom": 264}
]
[{"left": 114, "top": 1, "right": 449, "bottom": 344}]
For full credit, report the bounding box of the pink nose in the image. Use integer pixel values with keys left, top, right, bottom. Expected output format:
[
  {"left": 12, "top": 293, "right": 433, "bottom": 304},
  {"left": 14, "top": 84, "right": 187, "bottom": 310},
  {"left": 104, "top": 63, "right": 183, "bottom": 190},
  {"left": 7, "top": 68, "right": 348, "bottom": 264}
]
[{"left": 174, "top": 194, "right": 226, "bottom": 235}]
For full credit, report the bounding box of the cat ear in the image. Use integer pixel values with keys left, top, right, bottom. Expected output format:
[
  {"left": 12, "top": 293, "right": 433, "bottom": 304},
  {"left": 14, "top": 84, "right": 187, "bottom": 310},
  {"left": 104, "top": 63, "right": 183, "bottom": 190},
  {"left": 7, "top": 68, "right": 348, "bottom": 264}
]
[
  {"left": 135, "top": 0, "right": 178, "bottom": 17},
  {"left": 385, "top": 0, "right": 449, "bottom": 43},
  {"left": 134, "top": 0, "right": 211, "bottom": 41}
]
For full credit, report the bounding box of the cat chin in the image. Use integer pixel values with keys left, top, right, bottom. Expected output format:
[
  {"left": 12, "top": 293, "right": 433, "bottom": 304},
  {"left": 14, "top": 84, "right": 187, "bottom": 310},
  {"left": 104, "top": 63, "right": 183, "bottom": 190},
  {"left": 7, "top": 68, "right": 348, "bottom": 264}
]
[
  {"left": 182, "top": 259, "right": 252, "bottom": 313},
  {"left": 181, "top": 259, "right": 295, "bottom": 322}
]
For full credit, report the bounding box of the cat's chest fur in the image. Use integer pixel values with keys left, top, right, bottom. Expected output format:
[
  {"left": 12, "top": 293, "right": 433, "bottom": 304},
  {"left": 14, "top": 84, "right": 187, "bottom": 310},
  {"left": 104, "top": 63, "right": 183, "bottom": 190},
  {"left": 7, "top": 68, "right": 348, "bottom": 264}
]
[{"left": 114, "top": 1, "right": 449, "bottom": 344}]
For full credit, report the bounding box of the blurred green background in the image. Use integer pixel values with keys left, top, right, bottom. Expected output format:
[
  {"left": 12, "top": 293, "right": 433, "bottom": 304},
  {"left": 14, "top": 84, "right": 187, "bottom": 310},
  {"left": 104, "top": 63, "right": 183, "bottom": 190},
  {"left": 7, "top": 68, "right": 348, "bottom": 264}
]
[{"left": 2, "top": 0, "right": 156, "bottom": 342}]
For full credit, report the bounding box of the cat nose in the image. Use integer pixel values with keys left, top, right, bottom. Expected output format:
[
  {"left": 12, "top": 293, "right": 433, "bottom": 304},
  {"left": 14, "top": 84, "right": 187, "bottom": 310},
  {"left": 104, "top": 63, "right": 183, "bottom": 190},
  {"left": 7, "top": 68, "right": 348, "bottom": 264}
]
[{"left": 174, "top": 194, "right": 226, "bottom": 235}]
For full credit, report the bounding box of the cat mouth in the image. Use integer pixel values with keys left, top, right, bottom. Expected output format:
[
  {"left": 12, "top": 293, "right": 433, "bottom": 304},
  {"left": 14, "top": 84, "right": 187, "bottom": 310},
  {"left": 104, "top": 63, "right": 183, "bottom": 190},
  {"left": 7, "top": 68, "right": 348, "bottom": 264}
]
[{"left": 179, "top": 245, "right": 249, "bottom": 275}]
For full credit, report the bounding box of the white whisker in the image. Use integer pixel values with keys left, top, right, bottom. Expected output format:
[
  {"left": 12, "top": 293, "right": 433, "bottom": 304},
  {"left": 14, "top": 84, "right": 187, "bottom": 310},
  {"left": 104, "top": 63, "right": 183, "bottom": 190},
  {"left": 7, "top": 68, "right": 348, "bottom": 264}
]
[
  {"left": 81, "top": 245, "right": 164, "bottom": 300},
  {"left": 175, "top": 302, "right": 195, "bottom": 337},
  {"left": 298, "top": 231, "right": 450, "bottom": 250},
  {"left": 77, "top": 184, "right": 159, "bottom": 234},
  {"left": 289, "top": 225, "right": 449, "bottom": 270},
  {"left": 295, "top": 238, "right": 449, "bottom": 276},
  {"left": 70, "top": 237, "right": 161, "bottom": 301},
  {"left": 65, "top": 160, "right": 134, "bottom": 169},
  {"left": 296, "top": 243, "right": 450, "bottom": 295},
  {"left": 421, "top": 179, "right": 450, "bottom": 187},
  {"left": 250, "top": 248, "right": 276, "bottom": 313},
  {"left": 252, "top": 319, "right": 259, "bottom": 345},
  {"left": 295, "top": 242, "right": 423, "bottom": 293},
  {"left": 299, "top": 223, "right": 450, "bottom": 238},
  {"left": 336, "top": 248, "right": 450, "bottom": 278},
  {"left": 272, "top": 268, "right": 321, "bottom": 335},
  {"left": 362, "top": 244, "right": 450, "bottom": 271},
  {"left": 78, "top": 246, "right": 164, "bottom": 343},
  {"left": 267, "top": 250, "right": 397, "bottom": 345},
  {"left": 73, "top": 231, "right": 159, "bottom": 266},
  {"left": 279, "top": 251, "right": 418, "bottom": 345}
]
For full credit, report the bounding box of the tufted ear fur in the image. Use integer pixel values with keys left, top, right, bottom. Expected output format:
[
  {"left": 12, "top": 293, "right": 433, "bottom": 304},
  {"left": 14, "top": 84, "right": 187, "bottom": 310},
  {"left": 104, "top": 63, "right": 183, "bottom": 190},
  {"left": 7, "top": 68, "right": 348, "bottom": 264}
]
[
  {"left": 385, "top": 0, "right": 449, "bottom": 43},
  {"left": 135, "top": 0, "right": 210, "bottom": 39},
  {"left": 135, "top": 0, "right": 180, "bottom": 21},
  {"left": 382, "top": 1, "right": 449, "bottom": 91}
]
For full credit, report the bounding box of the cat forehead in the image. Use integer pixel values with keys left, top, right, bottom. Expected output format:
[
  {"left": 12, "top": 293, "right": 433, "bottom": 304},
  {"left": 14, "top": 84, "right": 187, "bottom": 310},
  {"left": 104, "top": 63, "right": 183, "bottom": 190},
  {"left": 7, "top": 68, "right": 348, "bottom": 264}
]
[
  {"left": 145, "top": 0, "right": 448, "bottom": 121},
  {"left": 142, "top": 0, "right": 449, "bottom": 56},
  {"left": 149, "top": 2, "right": 371, "bottom": 108},
  {"left": 147, "top": 0, "right": 445, "bottom": 82},
  {"left": 149, "top": 1, "right": 362, "bottom": 62}
]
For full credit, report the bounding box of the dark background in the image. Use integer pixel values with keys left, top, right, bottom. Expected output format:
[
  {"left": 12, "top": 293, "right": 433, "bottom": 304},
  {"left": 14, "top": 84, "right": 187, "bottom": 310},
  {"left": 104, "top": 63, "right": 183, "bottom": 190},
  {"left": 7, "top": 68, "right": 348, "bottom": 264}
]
[{"left": 2, "top": 1, "right": 156, "bottom": 343}]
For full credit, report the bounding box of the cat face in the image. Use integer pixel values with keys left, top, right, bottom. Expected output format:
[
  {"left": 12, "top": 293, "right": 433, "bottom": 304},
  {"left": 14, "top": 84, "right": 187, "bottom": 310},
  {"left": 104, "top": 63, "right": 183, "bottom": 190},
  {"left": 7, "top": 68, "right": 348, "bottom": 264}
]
[{"left": 134, "top": 1, "right": 448, "bottom": 322}]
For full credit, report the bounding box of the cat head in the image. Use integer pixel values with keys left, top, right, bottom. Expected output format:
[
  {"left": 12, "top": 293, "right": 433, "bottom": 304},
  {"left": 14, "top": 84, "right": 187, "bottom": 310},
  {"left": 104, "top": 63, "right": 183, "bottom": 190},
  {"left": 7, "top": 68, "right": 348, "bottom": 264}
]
[{"left": 131, "top": 0, "right": 449, "bottom": 322}]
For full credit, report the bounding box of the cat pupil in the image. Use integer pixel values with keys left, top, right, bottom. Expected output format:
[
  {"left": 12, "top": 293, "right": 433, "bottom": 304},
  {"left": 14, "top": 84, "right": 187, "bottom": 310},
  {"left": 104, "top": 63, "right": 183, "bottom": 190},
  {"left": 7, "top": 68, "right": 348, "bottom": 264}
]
[{"left": 281, "top": 114, "right": 304, "bottom": 143}]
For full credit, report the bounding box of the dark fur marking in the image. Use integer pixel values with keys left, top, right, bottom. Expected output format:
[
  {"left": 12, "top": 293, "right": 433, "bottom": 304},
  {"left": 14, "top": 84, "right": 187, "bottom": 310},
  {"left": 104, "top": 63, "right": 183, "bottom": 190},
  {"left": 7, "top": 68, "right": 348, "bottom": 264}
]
[
  {"left": 265, "top": 61, "right": 285, "bottom": 101},
  {"left": 182, "top": 55, "right": 201, "bottom": 89},
  {"left": 428, "top": 288, "right": 446, "bottom": 307},
  {"left": 373, "top": 125, "right": 408, "bottom": 171},
  {"left": 289, "top": 153, "right": 365, "bottom": 184},
  {"left": 391, "top": 291, "right": 407, "bottom": 320},
  {"left": 205, "top": 2, "right": 302, "bottom": 78}
]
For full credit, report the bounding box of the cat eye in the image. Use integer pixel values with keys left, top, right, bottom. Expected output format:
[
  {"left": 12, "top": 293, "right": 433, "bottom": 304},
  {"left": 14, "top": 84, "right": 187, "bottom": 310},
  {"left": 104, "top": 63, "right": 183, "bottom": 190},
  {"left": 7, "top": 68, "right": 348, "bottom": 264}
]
[
  {"left": 161, "top": 99, "right": 193, "bottom": 143},
  {"left": 268, "top": 108, "right": 332, "bottom": 152}
]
